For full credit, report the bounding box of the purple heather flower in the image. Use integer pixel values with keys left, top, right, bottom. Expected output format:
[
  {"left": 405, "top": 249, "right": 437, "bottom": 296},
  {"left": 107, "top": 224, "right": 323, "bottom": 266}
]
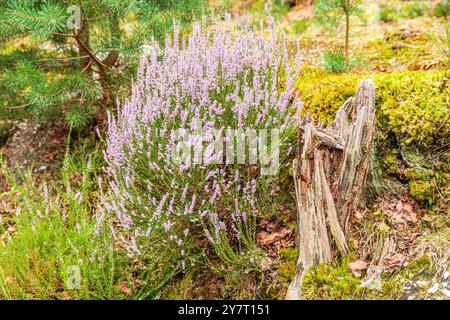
[{"left": 103, "top": 16, "right": 301, "bottom": 263}]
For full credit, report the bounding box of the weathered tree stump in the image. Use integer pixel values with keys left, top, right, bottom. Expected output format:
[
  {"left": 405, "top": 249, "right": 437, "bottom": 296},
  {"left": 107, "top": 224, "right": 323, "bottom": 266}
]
[{"left": 286, "top": 80, "right": 376, "bottom": 300}]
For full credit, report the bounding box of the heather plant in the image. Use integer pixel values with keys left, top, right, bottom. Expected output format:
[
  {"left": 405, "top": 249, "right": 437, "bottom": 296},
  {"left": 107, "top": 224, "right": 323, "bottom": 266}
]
[
  {"left": 103, "top": 15, "right": 301, "bottom": 289},
  {"left": 0, "top": 144, "right": 125, "bottom": 299}
]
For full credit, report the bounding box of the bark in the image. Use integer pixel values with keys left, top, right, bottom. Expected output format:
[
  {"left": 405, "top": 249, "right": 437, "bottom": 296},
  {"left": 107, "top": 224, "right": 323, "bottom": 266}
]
[
  {"left": 74, "top": 10, "right": 117, "bottom": 108},
  {"left": 286, "top": 80, "right": 376, "bottom": 300},
  {"left": 77, "top": 20, "right": 93, "bottom": 76}
]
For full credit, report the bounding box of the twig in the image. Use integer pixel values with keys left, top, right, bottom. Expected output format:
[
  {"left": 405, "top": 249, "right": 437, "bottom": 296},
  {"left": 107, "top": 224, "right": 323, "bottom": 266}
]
[
  {"left": 36, "top": 55, "right": 90, "bottom": 62},
  {"left": 7, "top": 103, "right": 32, "bottom": 110}
]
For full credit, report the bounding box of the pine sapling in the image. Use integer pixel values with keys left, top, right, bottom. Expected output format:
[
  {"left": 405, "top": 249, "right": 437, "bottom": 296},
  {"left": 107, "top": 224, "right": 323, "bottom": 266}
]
[{"left": 315, "top": 0, "right": 362, "bottom": 62}]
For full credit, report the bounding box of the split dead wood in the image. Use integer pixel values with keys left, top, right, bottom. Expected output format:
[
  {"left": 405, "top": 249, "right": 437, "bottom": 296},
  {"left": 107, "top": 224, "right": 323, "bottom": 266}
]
[{"left": 286, "top": 80, "right": 376, "bottom": 299}]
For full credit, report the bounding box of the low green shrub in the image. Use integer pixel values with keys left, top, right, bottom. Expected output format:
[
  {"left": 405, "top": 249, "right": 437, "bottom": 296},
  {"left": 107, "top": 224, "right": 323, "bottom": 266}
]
[
  {"left": 434, "top": 1, "right": 449, "bottom": 18},
  {"left": 322, "top": 50, "right": 348, "bottom": 73},
  {"left": 321, "top": 49, "right": 362, "bottom": 74},
  {"left": 401, "top": 1, "right": 430, "bottom": 18},
  {"left": 0, "top": 144, "right": 126, "bottom": 299},
  {"left": 379, "top": 5, "right": 400, "bottom": 22}
]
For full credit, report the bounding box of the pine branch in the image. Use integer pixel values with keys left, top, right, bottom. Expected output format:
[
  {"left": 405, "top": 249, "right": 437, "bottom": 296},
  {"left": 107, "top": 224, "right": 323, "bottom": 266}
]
[
  {"left": 0, "top": 18, "right": 13, "bottom": 29},
  {"left": 73, "top": 29, "right": 107, "bottom": 69}
]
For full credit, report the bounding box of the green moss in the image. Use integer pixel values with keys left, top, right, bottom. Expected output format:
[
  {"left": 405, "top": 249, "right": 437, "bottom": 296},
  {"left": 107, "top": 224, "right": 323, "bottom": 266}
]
[
  {"left": 278, "top": 248, "right": 298, "bottom": 281},
  {"left": 404, "top": 164, "right": 449, "bottom": 209},
  {"left": 381, "top": 255, "right": 434, "bottom": 299},
  {"left": 296, "top": 69, "right": 449, "bottom": 149},
  {"left": 267, "top": 248, "right": 298, "bottom": 299},
  {"left": 297, "top": 70, "right": 449, "bottom": 147},
  {"left": 377, "top": 72, "right": 450, "bottom": 150},
  {"left": 300, "top": 255, "right": 435, "bottom": 300},
  {"left": 296, "top": 68, "right": 360, "bottom": 124},
  {"left": 409, "top": 180, "right": 434, "bottom": 204},
  {"left": 292, "top": 19, "right": 309, "bottom": 35},
  {"left": 301, "top": 257, "right": 365, "bottom": 300},
  {"left": 160, "top": 272, "right": 194, "bottom": 300},
  {"left": 381, "top": 154, "right": 399, "bottom": 175},
  {"left": 405, "top": 168, "right": 434, "bottom": 181}
]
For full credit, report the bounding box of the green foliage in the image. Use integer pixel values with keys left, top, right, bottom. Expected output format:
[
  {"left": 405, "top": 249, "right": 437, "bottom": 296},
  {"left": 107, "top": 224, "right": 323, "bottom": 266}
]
[
  {"left": 315, "top": 0, "right": 363, "bottom": 62},
  {"left": 0, "top": 143, "right": 126, "bottom": 299},
  {"left": 2, "top": 1, "right": 68, "bottom": 39},
  {"left": 400, "top": 1, "right": 430, "bottom": 18},
  {"left": 66, "top": 106, "right": 93, "bottom": 129},
  {"left": 434, "top": 1, "right": 450, "bottom": 18},
  {"left": 379, "top": 5, "right": 400, "bottom": 23},
  {"left": 322, "top": 50, "right": 348, "bottom": 73},
  {"left": 250, "top": 0, "right": 291, "bottom": 21},
  {"left": 315, "top": 0, "right": 363, "bottom": 27},
  {"left": 2, "top": 61, "right": 100, "bottom": 124},
  {"left": 0, "top": 0, "right": 208, "bottom": 127}
]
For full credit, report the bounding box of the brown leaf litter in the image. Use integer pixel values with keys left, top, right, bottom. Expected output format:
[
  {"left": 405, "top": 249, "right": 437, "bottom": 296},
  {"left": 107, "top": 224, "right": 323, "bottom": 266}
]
[
  {"left": 257, "top": 214, "right": 295, "bottom": 258},
  {"left": 350, "top": 195, "right": 430, "bottom": 280},
  {"left": 0, "top": 120, "right": 67, "bottom": 191}
]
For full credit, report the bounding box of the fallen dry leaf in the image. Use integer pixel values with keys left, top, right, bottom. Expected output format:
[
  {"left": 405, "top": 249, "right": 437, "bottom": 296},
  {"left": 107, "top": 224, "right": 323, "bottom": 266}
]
[
  {"left": 372, "top": 65, "right": 387, "bottom": 72},
  {"left": 380, "top": 197, "right": 418, "bottom": 227},
  {"left": 383, "top": 252, "right": 404, "bottom": 271},
  {"left": 259, "top": 228, "right": 292, "bottom": 246},
  {"left": 348, "top": 260, "right": 368, "bottom": 277},
  {"left": 120, "top": 281, "right": 132, "bottom": 296}
]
